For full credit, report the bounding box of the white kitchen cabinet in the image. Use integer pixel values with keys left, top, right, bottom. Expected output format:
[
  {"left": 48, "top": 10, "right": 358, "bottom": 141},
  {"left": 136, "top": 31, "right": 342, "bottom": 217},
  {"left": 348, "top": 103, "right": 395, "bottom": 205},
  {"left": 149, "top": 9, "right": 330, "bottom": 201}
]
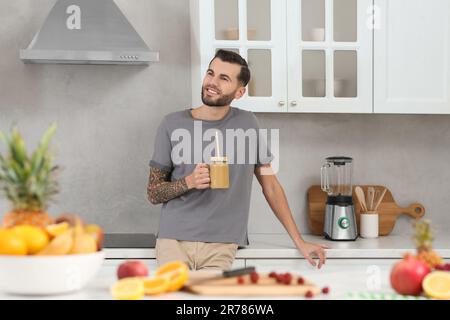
[
  {"left": 245, "top": 258, "right": 398, "bottom": 271},
  {"left": 287, "top": 0, "right": 373, "bottom": 113},
  {"left": 191, "top": 0, "right": 450, "bottom": 114},
  {"left": 103, "top": 258, "right": 245, "bottom": 272},
  {"left": 190, "top": 0, "right": 373, "bottom": 113},
  {"left": 190, "top": 0, "right": 287, "bottom": 113},
  {"left": 103, "top": 259, "right": 159, "bottom": 274},
  {"left": 374, "top": 0, "right": 450, "bottom": 114}
]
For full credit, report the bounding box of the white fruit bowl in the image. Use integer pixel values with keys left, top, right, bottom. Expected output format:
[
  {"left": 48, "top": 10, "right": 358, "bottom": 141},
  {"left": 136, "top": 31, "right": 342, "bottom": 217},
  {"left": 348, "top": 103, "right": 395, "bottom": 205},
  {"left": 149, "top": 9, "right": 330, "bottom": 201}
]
[{"left": 0, "top": 250, "right": 105, "bottom": 296}]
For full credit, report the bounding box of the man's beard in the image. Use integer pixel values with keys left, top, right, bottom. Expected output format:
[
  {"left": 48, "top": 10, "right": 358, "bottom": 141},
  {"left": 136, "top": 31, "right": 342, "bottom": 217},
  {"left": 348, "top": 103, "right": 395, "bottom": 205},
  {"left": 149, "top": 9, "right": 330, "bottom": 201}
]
[{"left": 201, "top": 86, "right": 235, "bottom": 107}]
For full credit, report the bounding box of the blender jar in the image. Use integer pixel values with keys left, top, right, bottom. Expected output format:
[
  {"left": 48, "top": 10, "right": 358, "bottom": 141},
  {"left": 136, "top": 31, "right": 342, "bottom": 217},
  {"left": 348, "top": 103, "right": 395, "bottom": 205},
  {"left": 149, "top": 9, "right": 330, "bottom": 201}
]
[{"left": 321, "top": 156, "right": 353, "bottom": 196}]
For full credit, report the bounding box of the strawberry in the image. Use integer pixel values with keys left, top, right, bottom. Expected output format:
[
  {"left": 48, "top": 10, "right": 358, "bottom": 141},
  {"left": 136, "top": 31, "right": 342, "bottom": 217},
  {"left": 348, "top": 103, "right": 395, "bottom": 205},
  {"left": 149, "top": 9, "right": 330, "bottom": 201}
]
[
  {"left": 283, "top": 274, "right": 292, "bottom": 285},
  {"left": 276, "top": 275, "right": 284, "bottom": 283},
  {"left": 250, "top": 271, "right": 259, "bottom": 284}
]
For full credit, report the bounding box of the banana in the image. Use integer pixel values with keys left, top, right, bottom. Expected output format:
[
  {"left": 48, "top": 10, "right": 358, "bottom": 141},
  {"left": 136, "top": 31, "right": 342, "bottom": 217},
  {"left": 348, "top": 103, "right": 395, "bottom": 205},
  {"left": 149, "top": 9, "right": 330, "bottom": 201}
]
[
  {"left": 36, "top": 229, "right": 74, "bottom": 255},
  {"left": 70, "top": 218, "right": 97, "bottom": 254}
]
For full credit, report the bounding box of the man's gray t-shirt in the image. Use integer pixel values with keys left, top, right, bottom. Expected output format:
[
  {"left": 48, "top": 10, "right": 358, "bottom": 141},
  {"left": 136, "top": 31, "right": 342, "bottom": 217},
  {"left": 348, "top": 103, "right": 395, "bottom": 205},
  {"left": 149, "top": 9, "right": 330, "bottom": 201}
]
[{"left": 149, "top": 107, "right": 273, "bottom": 246}]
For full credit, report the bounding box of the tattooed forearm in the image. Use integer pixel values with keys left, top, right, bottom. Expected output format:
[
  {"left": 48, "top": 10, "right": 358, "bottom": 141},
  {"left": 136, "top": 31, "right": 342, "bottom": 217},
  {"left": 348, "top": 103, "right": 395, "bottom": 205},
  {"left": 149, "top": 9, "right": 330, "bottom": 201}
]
[{"left": 147, "top": 166, "right": 189, "bottom": 204}]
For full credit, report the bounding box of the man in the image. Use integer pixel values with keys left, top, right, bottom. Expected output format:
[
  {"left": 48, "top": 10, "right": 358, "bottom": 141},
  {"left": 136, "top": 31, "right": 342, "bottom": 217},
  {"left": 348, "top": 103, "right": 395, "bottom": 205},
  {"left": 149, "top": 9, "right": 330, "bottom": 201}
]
[{"left": 148, "top": 50, "right": 328, "bottom": 271}]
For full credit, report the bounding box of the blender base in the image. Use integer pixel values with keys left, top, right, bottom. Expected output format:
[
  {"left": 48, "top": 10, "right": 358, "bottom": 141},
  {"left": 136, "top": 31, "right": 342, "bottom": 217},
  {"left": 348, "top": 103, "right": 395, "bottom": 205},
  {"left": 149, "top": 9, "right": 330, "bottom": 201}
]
[
  {"left": 324, "top": 233, "right": 358, "bottom": 241},
  {"left": 323, "top": 203, "right": 358, "bottom": 241}
]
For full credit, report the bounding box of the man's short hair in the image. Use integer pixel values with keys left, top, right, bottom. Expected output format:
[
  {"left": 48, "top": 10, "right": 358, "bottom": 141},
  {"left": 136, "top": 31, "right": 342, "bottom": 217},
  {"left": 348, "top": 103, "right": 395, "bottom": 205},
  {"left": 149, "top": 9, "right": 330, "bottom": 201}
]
[{"left": 210, "top": 49, "right": 251, "bottom": 87}]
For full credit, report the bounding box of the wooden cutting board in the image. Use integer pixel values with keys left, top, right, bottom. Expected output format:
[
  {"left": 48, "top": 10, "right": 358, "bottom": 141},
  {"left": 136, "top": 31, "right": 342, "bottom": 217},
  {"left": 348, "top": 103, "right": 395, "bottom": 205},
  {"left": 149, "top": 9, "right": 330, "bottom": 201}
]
[
  {"left": 307, "top": 185, "right": 425, "bottom": 236},
  {"left": 184, "top": 272, "right": 321, "bottom": 296}
]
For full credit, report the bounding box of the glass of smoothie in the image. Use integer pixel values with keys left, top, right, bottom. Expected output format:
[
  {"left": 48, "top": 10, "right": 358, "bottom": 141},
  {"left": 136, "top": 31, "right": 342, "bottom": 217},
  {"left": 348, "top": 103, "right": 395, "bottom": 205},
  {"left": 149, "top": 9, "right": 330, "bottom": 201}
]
[
  {"left": 210, "top": 156, "right": 229, "bottom": 189},
  {"left": 210, "top": 131, "right": 229, "bottom": 189}
]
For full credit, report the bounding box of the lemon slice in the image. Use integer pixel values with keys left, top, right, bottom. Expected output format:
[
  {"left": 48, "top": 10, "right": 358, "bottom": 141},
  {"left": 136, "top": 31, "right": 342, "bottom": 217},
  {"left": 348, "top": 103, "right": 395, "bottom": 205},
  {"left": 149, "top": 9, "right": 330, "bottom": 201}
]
[
  {"left": 110, "top": 278, "right": 145, "bottom": 300},
  {"left": 165, "top": 270, "right": 189, "bottom": 292},
  {"left": 422, "top": 271, "right": 450, "bottom": 300},
  {"left": 143, "top": 277, "right": 171, "bottom": 295},
  {"left": 155, "top": 261, "right": 189, "bottom": 292}
]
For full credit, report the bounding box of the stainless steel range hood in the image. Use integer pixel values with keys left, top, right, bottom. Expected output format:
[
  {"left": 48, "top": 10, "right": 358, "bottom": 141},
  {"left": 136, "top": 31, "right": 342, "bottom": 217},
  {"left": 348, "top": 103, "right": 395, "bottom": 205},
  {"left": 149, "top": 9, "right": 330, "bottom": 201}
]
[{"left": 20, "top": 0, "right": 159, "bottom": 65}]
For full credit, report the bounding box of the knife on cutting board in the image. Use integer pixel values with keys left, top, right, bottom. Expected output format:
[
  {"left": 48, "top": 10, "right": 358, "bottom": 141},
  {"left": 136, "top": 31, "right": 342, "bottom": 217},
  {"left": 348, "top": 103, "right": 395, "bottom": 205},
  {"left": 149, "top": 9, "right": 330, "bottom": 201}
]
[{"left": 186, "top": 267, "right": 256, "bottom": 286}]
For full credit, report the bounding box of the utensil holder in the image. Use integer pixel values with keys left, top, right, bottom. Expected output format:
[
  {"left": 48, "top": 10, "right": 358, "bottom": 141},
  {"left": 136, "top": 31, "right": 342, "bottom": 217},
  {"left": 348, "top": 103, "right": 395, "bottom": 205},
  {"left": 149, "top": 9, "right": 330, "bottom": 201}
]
[{"left": 360, "top": 211, "right": 379, "bottom": 238}]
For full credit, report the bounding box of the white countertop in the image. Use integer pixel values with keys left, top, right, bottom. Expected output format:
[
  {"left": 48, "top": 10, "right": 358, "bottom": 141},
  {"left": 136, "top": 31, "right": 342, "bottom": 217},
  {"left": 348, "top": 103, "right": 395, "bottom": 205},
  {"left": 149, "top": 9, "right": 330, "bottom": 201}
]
[{"left": 105, "top": 233, "right": 450, "bottom": 259}]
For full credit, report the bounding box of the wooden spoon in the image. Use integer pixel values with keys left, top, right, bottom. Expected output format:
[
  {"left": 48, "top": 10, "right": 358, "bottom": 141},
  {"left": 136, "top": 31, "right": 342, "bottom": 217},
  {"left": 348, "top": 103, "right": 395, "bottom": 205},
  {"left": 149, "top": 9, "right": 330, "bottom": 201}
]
[
  {"left": 368, "top": 187, "right": 375, "bottom": 211},
  {"left": 373, "top": 188, "right": 387, "bottom": 211},
  {"left": 355, "top": 186, "right": 368, "bottom": 212}
]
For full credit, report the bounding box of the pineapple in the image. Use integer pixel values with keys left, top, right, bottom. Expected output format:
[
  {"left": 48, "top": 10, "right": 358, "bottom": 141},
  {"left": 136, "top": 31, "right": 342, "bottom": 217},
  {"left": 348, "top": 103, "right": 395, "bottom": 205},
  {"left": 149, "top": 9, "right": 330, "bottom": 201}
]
[
  {"left": 0, "top": 123, "right": 59, "bottom": 228},
  {"left": 413, "top": 219, "right": 443, "bottom": 269}
]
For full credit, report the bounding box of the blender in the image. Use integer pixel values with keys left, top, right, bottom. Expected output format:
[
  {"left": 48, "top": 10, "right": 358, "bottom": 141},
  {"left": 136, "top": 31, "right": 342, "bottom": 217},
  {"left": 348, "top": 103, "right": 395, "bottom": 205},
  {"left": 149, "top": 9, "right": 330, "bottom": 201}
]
[{"left": 321, "top": 156, "right": 358, "bottom": 241}]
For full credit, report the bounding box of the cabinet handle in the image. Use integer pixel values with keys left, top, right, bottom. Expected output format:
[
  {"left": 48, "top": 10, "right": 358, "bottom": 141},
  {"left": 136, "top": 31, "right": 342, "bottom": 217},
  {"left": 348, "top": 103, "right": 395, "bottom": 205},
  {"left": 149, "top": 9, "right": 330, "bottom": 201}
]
[
  {"left": 290, "top": 101, "right": 298, "bottom": 106},
  {"left": 278, "top": 101, "right": 285, "bottom": 107}
]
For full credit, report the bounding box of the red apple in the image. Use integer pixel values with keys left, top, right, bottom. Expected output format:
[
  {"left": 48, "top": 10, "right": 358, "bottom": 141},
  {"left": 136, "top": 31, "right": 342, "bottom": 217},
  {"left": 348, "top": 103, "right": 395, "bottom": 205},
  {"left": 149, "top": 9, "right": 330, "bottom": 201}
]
[
  {"left": 390, "top": 254, "right": 431, "bottom": 296},
  {"left": 117, "top": 261, "right": 149, "bottom": 279}
]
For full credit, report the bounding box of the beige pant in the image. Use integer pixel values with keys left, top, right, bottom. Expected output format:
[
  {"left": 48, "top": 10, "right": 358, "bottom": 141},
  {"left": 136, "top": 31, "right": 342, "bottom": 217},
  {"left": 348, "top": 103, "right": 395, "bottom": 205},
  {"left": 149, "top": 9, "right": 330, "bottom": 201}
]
[{"left": 155, "top": 238, "right": 238, "bottom": 271}]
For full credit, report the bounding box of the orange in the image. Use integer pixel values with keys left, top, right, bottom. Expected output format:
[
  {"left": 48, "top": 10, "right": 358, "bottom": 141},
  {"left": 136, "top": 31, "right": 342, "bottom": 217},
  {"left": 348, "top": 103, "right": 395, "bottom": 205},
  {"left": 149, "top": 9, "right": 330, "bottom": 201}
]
[
  {"left": 143, "top": 277, "right": 171, "bottom": 295},
  {"left": 0, "top": 229, "right": 27, "bottom": 255},
  {"left": 110, "top": 278, "right": 145, "bottom": 300},
  {"left": 11, "top": 225, "right": 49, "bottom": 255},
  {"left": 155, "top": 261, "right": 189, "bottom": 292},
  {"left": 45, "top": 222, "right": 69, "bottom": 238},
  {"left": 422, "top": 271, "right": 450, "bottom": 300}
]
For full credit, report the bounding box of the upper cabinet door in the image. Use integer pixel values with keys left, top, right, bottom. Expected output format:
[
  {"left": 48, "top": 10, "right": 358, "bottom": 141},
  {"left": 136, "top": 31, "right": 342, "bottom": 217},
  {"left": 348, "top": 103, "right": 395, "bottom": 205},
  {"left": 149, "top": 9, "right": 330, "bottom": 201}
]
[
  {"left": 374, "top": 0, "right": 450, "bottom": 114},
  {"left": 192, "top": 0, "right": 287, "bottom": 113},
  {"left": 286, "top": 0, "right": 373, "bottom": 113}
]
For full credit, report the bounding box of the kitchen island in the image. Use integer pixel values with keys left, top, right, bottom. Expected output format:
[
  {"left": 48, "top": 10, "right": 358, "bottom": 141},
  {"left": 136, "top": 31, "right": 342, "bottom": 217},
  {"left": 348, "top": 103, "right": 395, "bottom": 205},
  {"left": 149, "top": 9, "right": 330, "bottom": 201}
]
[
  {"left": 0, "top": 258, "right": 405, "bottom": 300},
  {"left": 1, "top": 234, "right": 448, "bottom": 300}
]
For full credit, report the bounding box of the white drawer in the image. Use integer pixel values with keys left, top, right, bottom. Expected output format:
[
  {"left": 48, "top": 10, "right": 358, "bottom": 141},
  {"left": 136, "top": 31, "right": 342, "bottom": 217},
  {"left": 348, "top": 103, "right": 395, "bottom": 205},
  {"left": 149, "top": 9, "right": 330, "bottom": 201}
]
[{"left": 104, "top": 258, "right": 246, "bottom": 273}]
